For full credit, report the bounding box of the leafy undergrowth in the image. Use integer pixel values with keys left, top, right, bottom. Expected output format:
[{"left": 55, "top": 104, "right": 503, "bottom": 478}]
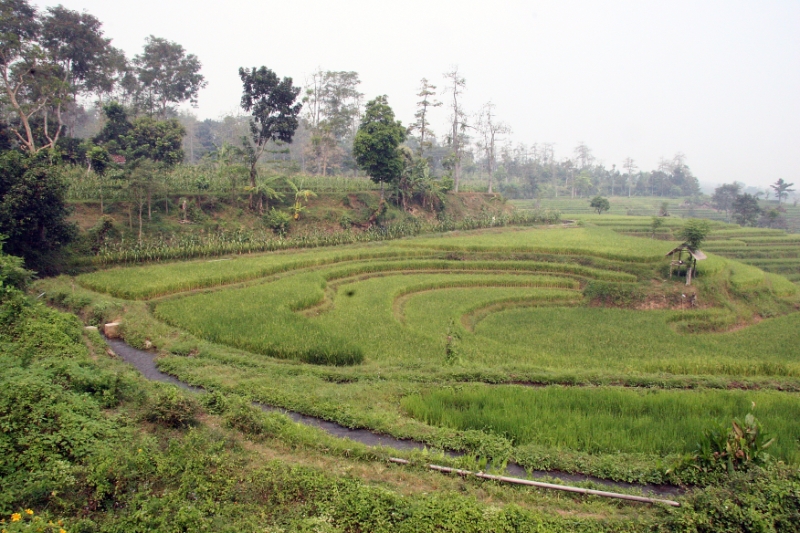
[
  {"left": 3, "top": 293, "right": 666, "bottom": 531},
  {"left": 9, "top": 278, "right": 800, "bottom": 531}
]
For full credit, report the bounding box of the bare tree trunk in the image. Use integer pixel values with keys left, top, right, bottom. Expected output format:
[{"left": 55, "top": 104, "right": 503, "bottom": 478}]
[
  {"left": 138, "top": 202, "right": 143, "bottom": 242},
  {"left": 553, "top": 163, "right": 557, "bottom": 198},
  {"left": 249, "top": 164, "right": 257, "bottom": 210},
  {"left": 570, "top": 169, "right": 575, "bottom": 199}
]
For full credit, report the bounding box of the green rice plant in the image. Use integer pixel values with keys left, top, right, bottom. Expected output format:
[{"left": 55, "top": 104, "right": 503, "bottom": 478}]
[
  {"left": 401, "top": 226, "right": 674, "bottom": 262},
  {"left": 322, "top": 259, "right": 636, "bottom": 283},
  {"left": 473, "top": 306, "right": 800, "bottom": 376},
  {"left": 766, "top": 274, "right": 799, "bottom": 297},
  {"left": 728, "top": 260, "right": 767, "bottom": 291},
  {"left": 401, "top": 384, "right": 800, "bottom": 461},
  {"left": 154, "top": 272, "right": 363, "bottom": 365},
  {"left": 78, "top": 246, "right": 429, "bottom": 299},
  {"left": 695, "top": 254, "right": 728, "bottom": 275}
]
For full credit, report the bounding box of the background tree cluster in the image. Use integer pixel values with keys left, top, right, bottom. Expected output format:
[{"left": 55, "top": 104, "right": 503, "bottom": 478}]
[
  {"left": 0, "top": 0, "right": 206, "bottom": 270},
  {"left": 712, "top": 179, "right": 794, "bottom": 228}
]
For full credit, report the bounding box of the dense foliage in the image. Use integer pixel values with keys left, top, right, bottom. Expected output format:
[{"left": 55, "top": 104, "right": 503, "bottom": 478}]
[
  {"left": 0, "top": 150, "right": 76, "bottom": 273},
  {"left": 353, "top": 96, "right": 406, "bottom": 195}
]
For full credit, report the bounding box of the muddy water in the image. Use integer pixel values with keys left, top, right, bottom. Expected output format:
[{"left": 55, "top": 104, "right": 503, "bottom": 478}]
[{"left": 104, "top": 338, "right": 681, "bottom": 496}]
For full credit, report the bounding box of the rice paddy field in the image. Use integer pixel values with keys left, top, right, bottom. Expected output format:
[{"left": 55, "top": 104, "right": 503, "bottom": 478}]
[
  {"left": 45, "top": 219, "right": 800, "bottom": 485},
  {"left": 513, "top": 196, "right": 800, "bottom": 233}
]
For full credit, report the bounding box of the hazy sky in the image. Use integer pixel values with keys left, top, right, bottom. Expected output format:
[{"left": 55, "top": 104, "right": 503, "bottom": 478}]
[{"left": 36, "top": 0, "right": 800, "bottom": 189}]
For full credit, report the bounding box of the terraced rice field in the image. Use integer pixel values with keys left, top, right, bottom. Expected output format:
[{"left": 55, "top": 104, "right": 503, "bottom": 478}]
[{"left": 67, "top": 223, "right": 800, "bottom": 477}]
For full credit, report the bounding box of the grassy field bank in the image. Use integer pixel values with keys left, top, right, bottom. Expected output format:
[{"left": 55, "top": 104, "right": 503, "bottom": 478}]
[{"left": 37, "top": 222, "right": 800, "bottom": 490}]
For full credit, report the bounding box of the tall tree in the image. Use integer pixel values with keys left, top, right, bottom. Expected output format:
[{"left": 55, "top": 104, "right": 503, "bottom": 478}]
[
  {"left": 41, "top": 6, "right": 120, "bottom": 98},
  {"left": 132, "top": 36, "right": 206, "bottom": 119},
  {"left": 408, "top": 77, "right": 441, "bottom": 157},
  {"left": 711, "top": 182, "right": 741, "bottom": 221},
  {"left": 622, "top": 157, "right": 637, "bottom": 198},
  {"left": 301, "top": 69, "right": 362, "bottom": 174},
  {"left": 443, "top": 67, "right": 467, "bottom": 192},
  {"left": 304, "top": 122, "right": 342, "bottom": 176},
  {"left": 238, "top": 66, "right": 301, "bottom": 209},
  {"left": 770, "top": 178, "right": 795, "bottom": 205},
  {"left": 475, "top": 101, "right": 510, "bottom": 194},
  {"left": 0, "top": 0, "right": 120, "bottom": 152},
  {"left": 573, "top": 142, "right": 594, "bottom": 170},
  {"left": 731, "top": 193, "right": 762, "bottom": 227},
  {"left": 352, "top": 95, "right": 405, "bottom": 201}
]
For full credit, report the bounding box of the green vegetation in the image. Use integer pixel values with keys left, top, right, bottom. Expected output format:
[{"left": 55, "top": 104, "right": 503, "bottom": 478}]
[
  {"left": 20, "top": 215, "right": 800, "bottom": 530},
  {"left": 402, "top": 385, "right": 800, "bottom": 461},
  {"left": 6, "top": 2, "right": 799, "bottom": 528},
  {"left": 44, "top": 224, "right": 798, "bottom": 482},
  {"left": 3, "top": 298, "right": 654, "bottom": 532},
  {"left": 73, "top": 209, "right": 558, "bottom": 266}
]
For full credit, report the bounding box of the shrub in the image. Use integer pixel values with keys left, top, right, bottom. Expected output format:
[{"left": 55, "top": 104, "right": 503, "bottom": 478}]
[
  {"left": 679, "top": 219, "right": 711, "bottom": 249},
  {"left": 662, "top": 464, "right": 800, "bottom": 533},
  {"left": 263, "top": 208, "right": 292, "bottom": 236},
  {"left": 687, "top": 414, "right": 775, "bottom": 475},
  {"left": 143, "top": 385, "right": 199, "bottom": 428}
]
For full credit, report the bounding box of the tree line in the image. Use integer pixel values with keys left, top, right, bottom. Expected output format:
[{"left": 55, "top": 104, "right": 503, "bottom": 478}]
[
  {"left": 0, "top": 0, "right": 704, "bottom": 204},
  {"left": 2, "top": 0, "right": 785, "bottom": 273},
  {"left": 711, "top": 179, "right": 795, "bottom": 228}
]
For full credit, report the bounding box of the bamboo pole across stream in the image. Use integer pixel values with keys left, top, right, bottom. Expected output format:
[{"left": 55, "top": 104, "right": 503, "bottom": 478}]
[{"left": 388, "top": 458, "right": 680, "bottom": 507}]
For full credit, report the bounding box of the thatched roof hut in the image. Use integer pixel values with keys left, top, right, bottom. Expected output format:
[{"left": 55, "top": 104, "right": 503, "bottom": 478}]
[{"left": 665, "top": 244, "right": 706, "bottom": 285}]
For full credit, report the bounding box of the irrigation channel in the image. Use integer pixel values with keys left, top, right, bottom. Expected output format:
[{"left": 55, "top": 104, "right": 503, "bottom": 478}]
[{"left": 104, "top": 337, "right": 683, "bottom": 502}]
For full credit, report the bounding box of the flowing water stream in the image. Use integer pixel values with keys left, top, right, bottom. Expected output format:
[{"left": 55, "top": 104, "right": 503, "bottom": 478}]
[{"left": 104, "top": 338, "right": 682, "bottom": 496}]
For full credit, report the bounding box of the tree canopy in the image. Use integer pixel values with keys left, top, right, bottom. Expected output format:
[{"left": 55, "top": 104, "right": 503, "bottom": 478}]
[
  {"left": 771, "top": 179, "right": 795, "bottom": 205},
  {"left": 712, "top": 183, "right": 741, "bottom": 221},
  {"left": 0, "top": 149, "right": 75, "bottom": 272},
  {"left": 0, "top": 0, "right": 122, "bottom": 152},
  {"left": 353, "top": 95, "right": 406, "bottom": 198},
  {"left": 130, "top": 35, "right": 206, "bottom": 118},
  {"left": 732, "top": 193, "right": 762, "bottom": 227},
  {"left": 589, "top": 195, "right": 610, "bottom": 214},
  {"left": 678, "top": 219, "right": 711, "bottom": 250},
  {"left": 238, "top": 66, "right": 302, "bottom": 205}
]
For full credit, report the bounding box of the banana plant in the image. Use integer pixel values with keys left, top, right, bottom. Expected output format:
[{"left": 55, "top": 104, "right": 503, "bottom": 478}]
[
  {"left": 244, "top": 174, "right": 289, "bottom": 215},
  {"left": 288, "top": 179, "right": 317, "bottom": 220}
]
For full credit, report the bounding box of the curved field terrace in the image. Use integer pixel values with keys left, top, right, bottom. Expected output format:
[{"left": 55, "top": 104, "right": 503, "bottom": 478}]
[{"left": 62, "top": 223, "right": 800, "bottom": 484}]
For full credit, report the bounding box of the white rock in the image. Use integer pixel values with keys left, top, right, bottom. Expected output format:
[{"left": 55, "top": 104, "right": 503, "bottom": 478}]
[{"left": 104, "top": 322, "right": 121, "bottom": 339}]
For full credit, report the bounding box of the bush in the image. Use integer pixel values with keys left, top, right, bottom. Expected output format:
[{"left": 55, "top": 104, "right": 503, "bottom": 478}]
[
  {"left": 0, "top": 150, "right": 77, "bottom": 274},
  {"left": 662, "top": 465, "right": 800, "bottom": 533},
  {"left": 0, "top": 244, "right": 31, "bottom": 293},
  {"left": 143, "top": 385, "right": 199, "bottom": 428},
  {"left": 263, "top": 208, "right": 292, "bottom": 236},
  {"left": 679, "top": 219, "right": 711, "bottom": 249},
  {"left": 683, "top": 414, "right": 775, "bottom": 475}
]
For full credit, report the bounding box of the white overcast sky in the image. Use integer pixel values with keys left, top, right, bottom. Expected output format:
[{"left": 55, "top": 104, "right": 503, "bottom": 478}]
[{"left": 36, "top": 0, "right": 800, "bottom": 189}]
